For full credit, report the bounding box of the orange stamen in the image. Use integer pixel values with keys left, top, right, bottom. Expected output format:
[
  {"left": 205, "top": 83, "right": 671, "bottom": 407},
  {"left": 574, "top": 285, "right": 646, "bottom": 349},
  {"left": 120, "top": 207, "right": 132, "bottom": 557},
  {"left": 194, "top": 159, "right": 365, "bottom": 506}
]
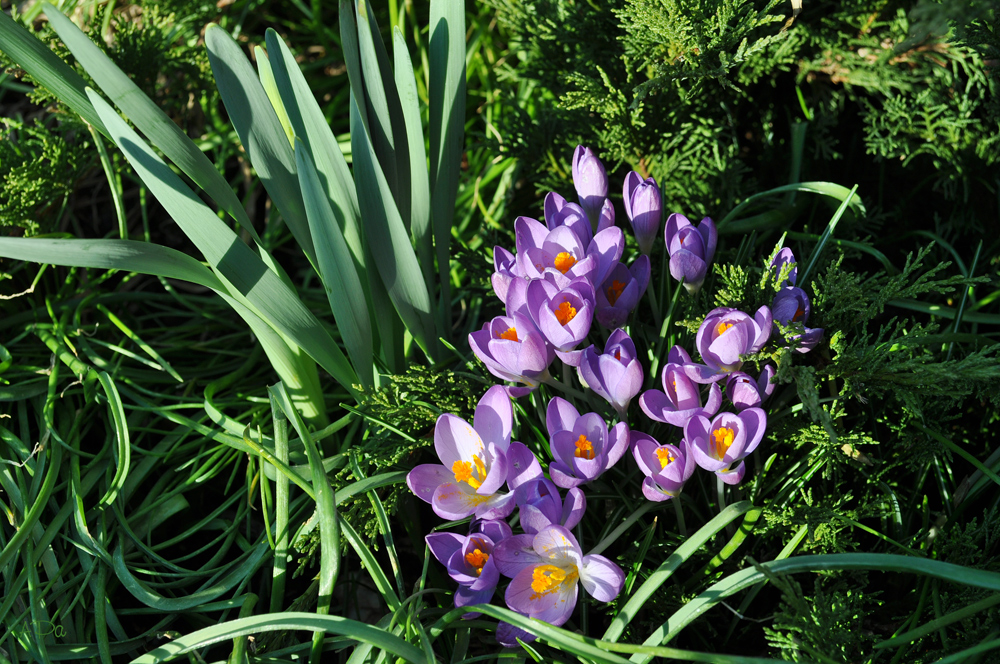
[
  {"left": 465, "top": 547, "right": 489, "bottom": 575},
  {"left": 452, "top": 457, "right": 486, "bottom": 490},
  {"left": 497, "top": 326, "right": 519, "bottom": 341},
  {"left": 574, "top": 434, "right": 595, "bottom": 460},
  {"left": 792, "top": 307, "right": 805, "bottom": 322},
  {"left": 530, "top": 564, "right": 576, "bottom": 598},
  {"left": 606, "top": 280, "right": 627, "bottom": 306},
  {"left": 554, "top": 301, "right": 577, "bottom": 326},
  {"left": 655, "top": 447, "right": 675, "bottom": 470},
  {"left": 554, "top": 252, "right": 578, "bottom": 274},
  {"left": 710, "top": 427, "right": 735, "bottom": 460},
  {"left": 715, "top": 321, "right": 733, "bottom": 336}
]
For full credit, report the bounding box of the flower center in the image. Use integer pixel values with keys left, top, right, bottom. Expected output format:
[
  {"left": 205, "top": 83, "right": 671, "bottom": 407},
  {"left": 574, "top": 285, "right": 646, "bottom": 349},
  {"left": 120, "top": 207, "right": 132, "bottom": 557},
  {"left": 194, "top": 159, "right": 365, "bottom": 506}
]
[
  {"left": 554, "top": 252, "right": 577, "bottom": 274},
  {"left": 465, "top": 547, "right": 489, "bottom": 575},
  {"left": 452, "top": 455, "right": 488, "bottom": 490},
  {"left": 710, "top": 427, "right": 735, "bottom": 460},
  {"left": 655, "top": 447, "right": 675, "bottom": 470},
  {"left": 496, "top": 326, "right": 519, "bottom": 341},
  {"left": 606, "top": 280, "right": 627, "bottom": 305},
  {"left": 715, "top": 321, "right": 733, "bottom": 336},
  {"left": 554, "top": 301, "right": 577, "bottom": 326},
  {"left": 530, "top": 564, "right": 577, "bottom": 598},
  {"left": 574, "top": 434, "right": 596, "bottom": 460},
  {"left": 792, "top": 307, "right": 805, "bottom": 322},
  {"left": 614, "top": 348, "right": 621, "bottom": 361}
]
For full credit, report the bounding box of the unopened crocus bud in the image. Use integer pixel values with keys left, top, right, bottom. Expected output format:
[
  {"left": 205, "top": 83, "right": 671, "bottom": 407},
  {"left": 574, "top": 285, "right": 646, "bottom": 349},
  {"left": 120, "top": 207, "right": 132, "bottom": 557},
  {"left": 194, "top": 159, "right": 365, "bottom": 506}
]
[
  {"left": 573, "top": 145, "right": 608, "bottom": 229},
  {"left": 578, "top": 329, "right": 644, "bottom": 418},
  {"left": 770, "top": 247, "right": 797, "bottom": 287},
  {"left": 726, "top": 365, "right": 776, "bottom": 410},
  {"left": 664, "top": 213, "right": 717, "bottom": 294},
  {"left": 623, "top": 172, "right": 662, "bottom": 255}
]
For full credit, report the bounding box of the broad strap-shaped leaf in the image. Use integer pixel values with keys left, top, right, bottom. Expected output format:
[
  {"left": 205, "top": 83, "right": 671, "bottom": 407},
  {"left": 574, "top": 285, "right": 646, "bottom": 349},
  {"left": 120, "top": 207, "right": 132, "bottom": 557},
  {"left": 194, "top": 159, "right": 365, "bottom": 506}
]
[
  {"left": 255, "top": 46, "right": 296, "bottom": 147},
  {"left": 40, "top": 4, "right": 267, "bottom": 252},
  {"left": 86, "top": 88, "right": 360, "bottom": 398},
  {"left": 393, "top": 26, "right": 433, "bottom": 289},
  {"left": 428, "top": 0, "right": 466, "bottom": 338},
  {"left": 264, "top": 29, "right": 366, "bottom": 281},
  {"left": 296, "top": 139, "right": 374, "bottom": 388},
  {"left": 350, "top": 93, "right": 437, "bottom": 360},
  {"left": 205, "top": 24, "right": 316, "bottom": 265}
]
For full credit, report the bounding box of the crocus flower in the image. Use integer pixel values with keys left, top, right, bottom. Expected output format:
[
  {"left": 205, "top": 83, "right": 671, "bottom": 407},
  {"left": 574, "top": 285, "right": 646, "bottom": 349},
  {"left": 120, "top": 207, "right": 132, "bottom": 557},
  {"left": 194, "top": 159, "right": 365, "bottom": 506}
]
[
  {"left": 515, "top": 477, "right": 586, "bottom": 534},
  {"left": 594, "top": 256, "right": 650, "bottom": 330},
  {"left": 726, "top": 365, "right": 776, "bottom": 410},
  {"left": 664, "top": 213, "right": 717, "bottom": 294},
  {"left": 684, "top": 306, "right": 772, "bottom": 383},
  {"left": 425, "top": 519, "right": 512, "bottom": 615},
  {"left": 572, "top": 145, "right": 608, "bottom": 228},
  {"left": 491, "top": 246, "right": 522, "bottom": 304},
  {"left": 515, "top": 216, "right": 598, "bottom": 286},
  {"left": 685, "top": 408, "right": 767, "bottom": 485},
  {"left": 493, "top": 525, "right": 624, "bottom": 640},
  {"left": 407, "top": 386, "right": 520, "bottom": 519},
  {"left": 639, "top": 346, "right": 722, "bottom": 427},
  {"left": 526, "top": 278, "right": 594, "bottom": 366},
  {"left": 544, "top": 192, "right": 592, "bottom": 248},
  {"left": 578, "top": 329, "right": 644, "bottom": 417},
  {"left": 771, "top": 287, "right": 824, "bottom": 353},
  {"left": 468, "top": 313, "right": 554, "bottom": 396},
  {"left": 770, "top": 247, "right": 797, "bottom": 288},
  {"left": 631, "top": 433, "right": 697, "bottom": 501},
  {"left": 545, "top": 397, "right": 629, "bottom": 488},
  {"left": 623, "top": 171, "right": 662, "bottom": 255}
]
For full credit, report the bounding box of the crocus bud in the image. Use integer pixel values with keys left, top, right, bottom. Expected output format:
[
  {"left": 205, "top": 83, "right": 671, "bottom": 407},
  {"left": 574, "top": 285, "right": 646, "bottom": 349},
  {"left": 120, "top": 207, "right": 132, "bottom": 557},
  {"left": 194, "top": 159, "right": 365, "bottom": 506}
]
[
  {"left": 623, "top": 171, "right": 662, "bottom": 255},
  {"left": 664, "top": 213, "right": 717, "bottom": 294},
  {"left": 572, "top": 145, "right": 608, "bottom": 229},
  {"left": 578, "top": 329, "right": 644, "bottom": 418},
  {"left": 770, "top": 247, "right": 797, "bottom": 287}
]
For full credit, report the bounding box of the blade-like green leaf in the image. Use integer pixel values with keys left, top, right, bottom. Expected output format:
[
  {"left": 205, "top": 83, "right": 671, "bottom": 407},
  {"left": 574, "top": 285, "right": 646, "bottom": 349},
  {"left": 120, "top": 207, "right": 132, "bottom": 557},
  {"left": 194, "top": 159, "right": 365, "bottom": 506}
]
[
  {"left": 86, "top": 88, "right": 360, "bottom": 399},
  {"left": 93, "top": 371, "right": 130, "bottom": 509},
  {"left": 718, "top": 181, "right": 867, "bottom": 228},
  {"left": 0, "top": 9, "right": 105, "bottom": 133},
  {"left": 204, "top": 24, "right": 316, "bottom": 265},
  {"left": 40, "top": 4, "right": 267, "bottom": 252},
  {"left": 254, "top": 46, "right": 295, "bottom": 147},
  {"left": 428, "top": 0, "right": 466, "bottom": 338},
  {"left": 354, "top": 0, "right": 411, "bottom": 230},
  {"left": 128, "top": 612, "right": 426, "bottom": 664},
  {"left": 393, "top": 26, "right": 433, "bottom": 289},
  {"left": 296, "top": 139, "right": 374, "bottom": 387},
  {"left": 350, "top": 93, "right": 437, "bottom": 360}
]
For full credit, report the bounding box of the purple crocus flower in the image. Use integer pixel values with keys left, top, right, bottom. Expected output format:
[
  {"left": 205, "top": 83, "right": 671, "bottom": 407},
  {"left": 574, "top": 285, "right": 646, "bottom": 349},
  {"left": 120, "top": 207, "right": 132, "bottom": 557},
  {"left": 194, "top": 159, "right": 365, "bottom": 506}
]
[
  {"left": 623, "top": 171, "right": 662, "bottom": 255},
  {"left": 493, "top": 525, "right": 624, "bottom": 640},
  {"left": 469, "top": 313, "right": 554, "bottom": 396},
  {"left": 492, "top": 245, "right": 522, "bottom": 304},
  {"left": 407, "top": 386, "right": 521, "bottom": 519},
  {"left": 726, "top": 365, "right": 776, "bottom": 410},
  {"left": 770, "top": 247, "right": 797, "bottom": 287},
  {"left": 640, "top": 346, "right": 722, "bottom": 427},
  {"left": 545, "top": 397, "right": 629, "bottom": 488},
  {"left": 594, "top": 256, "right": 650, "bottom": 329},
  {"left": 664, "top": 213, "right": 717, "bottom": 294},
  {"left": 772, "top": 287, "right": 824, "bottom": 353},
  {"left": 544, "top": 192, "right": 592, "bottom": 248},
  {"left": 515, "top": 477, "right": 586, "bottom": 534},
  {"left": 597, "top": 198, "right": 616, "bottom": 233},
  {"left": 631, "top": 433, "right": 697, "bottom": 501},
  {"left": 515, "top": 216, "right": 598, "bottom": 286},
  {"left": 526, "top": 278, "right": 594, "bottom": 366},
  {"left": 578, "top": 329, "right": 644, "bottom": 418},
  {"left": 425, "top": 519, "right": 512, "bottom": 616},
  {"left": 588, "top": 226, "right": 626, "bottom": 290},
  {"left": 572, "top": 145, "right": 609, "bottom": 228},
  {"left": 684, "top": 306, "right": 772, "bottom": 383},
  {"left": 686, "top": 408, "right": 767, "bottom": 485}
]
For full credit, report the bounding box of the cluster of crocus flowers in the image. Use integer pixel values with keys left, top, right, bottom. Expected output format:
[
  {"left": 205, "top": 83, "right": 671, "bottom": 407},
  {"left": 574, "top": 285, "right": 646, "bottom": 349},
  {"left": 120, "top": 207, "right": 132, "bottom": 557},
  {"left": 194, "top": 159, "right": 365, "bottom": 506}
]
[{"left": 409, "top": 148, "right": 833, "bottom": 646}]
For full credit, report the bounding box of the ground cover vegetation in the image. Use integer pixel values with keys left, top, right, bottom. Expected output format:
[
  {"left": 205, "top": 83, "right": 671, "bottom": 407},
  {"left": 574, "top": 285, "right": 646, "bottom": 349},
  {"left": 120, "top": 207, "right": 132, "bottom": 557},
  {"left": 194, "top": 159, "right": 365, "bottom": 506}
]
[{"left": 0, "top": 0, "right": 998, "bottom": 662}]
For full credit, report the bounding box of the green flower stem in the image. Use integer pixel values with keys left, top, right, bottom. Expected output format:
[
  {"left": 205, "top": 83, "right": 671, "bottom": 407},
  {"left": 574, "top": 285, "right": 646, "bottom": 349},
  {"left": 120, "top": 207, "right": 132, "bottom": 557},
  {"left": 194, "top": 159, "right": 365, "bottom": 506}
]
[
  {"left": 673, "top": 496, "right": 687, "bottom": 538},
  {"left": 647, "top": 277, "right": 685, "bottom": 389}
]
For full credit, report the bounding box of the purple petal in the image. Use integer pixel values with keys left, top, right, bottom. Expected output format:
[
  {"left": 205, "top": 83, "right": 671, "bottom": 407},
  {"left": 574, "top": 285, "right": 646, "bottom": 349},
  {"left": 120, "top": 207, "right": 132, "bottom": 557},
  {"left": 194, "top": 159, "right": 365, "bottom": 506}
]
[
  {"left": 407, "top": 464, "right": 452, "bottom": 504},
  {"left": 547, "top": 397, "right": 580, "bottom": 436},
  {"left": 434, "top": 414, "right": 484, "bottom": 469},
  {"left": 505, "top": 564, "right": 578, "bottom": 626},
  {"left": 506, "top": 442, "right": 544, "bottom": 492},
  {"left": 425, "top": 532, "right": 465, "bottom": 566},
  {"left": 474, "top": 386, "right": 514, "bottom": 452},
  {"left": 717, "top": 461, "right": 746, "bottom": 485},
  {"left": 641, "top": 476, "right": 673, "bottom": 502},
  {"left": 561, "top": 488, "right": 586, "bottom": 530},
  {"left": 580, "top": 554, "right": 625, "bottom": 602},
  {"left": 493, "top": 534, "right": 542, "bottom": 577}
]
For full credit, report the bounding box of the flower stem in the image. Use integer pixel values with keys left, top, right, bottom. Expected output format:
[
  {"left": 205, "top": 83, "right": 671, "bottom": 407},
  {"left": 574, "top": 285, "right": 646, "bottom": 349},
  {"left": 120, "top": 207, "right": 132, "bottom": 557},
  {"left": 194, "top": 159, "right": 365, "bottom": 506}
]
[
  {"left": 647, "top": 271, "right": 663, "bottom": 329},
  {"left": 673, "top": 496, "right": 687, "bottom": 538},
  {"left": 717, "top": 476, "right": 727, "bottom": 514},
  {"left": 647, "top": 277, "right": 686, "bottom": 389}
]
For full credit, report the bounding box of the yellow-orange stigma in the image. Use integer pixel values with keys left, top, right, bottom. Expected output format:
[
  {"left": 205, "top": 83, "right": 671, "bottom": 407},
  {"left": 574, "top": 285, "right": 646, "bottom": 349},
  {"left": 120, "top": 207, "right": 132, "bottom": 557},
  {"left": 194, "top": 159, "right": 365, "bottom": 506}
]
[
  {"left": 497, "top": 326, "right": 519, "bottom": 341},
  {"left": 574, "top": 434, "right": 595, "bottom": 460},
  {"left": 452, "top": 455, "right": 487, "bottom": 490},
  {"left": 554, "top": 301, "right": 577, "bottom": 326},
  {"left": 606, "top": 280, "right": 627, "bottom": 306},
  {"left": 530, "top": 564, "right": 571, "bottom": 598},
  {"left": 792, "top": 307, "right": 805, "bottom": 322},
  {"left": 465, "top": 547, "right": 489, "bottom": 575},
  {"left": 554, "top": 252, "right": 577, "bottom": 274},
  {"left": 710, "top": 427, "right": 735, "bottom": 460},
  {"left": 655, "top": 447, "right": 676, "bottom": 470},
  {"left": 715, "top": 321, "right": 733, "bottom": 336}
]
